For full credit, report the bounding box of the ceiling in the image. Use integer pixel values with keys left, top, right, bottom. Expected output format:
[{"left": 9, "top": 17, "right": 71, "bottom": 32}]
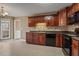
[{"left": 0, "top": 3, "right": 72, "bottom": 17}]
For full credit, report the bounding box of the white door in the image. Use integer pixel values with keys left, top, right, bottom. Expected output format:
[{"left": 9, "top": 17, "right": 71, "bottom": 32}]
[{"left": 14, "top": 20, "right": 21, "bottom": 39}]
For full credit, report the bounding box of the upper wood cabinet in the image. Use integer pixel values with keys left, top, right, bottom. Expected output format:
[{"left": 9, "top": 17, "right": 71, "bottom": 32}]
[
  {"left": 74, "top": 3, "right": 79, "bottom": 13},
  {"left": 28, "top": 15, "right": 58, "bottom": 27},
  {"left": 58, "top": 8, "right": 67, "bottom": 26},
  {"left": 28, "top": 17, "right": 36, "bottom": 27},
  {"left": 67, "top": 3, "right": 79, "bottom": 17},
  {"left": 49, "top": 16, "right": 59, "bottom": 26},
  {"left": 28, "top": 16, "right": 45, "bottom": 27},
  {"left": 67, "top": 4, "right": 75, "bottom": 17}
]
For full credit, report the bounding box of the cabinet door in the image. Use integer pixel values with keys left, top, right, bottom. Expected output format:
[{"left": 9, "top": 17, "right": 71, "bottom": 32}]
[
  {"left": 38, "top": 16, "right": 44, "bottom": 23},
  {"left": 26, "top": 32, "right": 29, "bottom": 43},
  {"left": 26, "top": 32, "right": 33, "bottom": 43},
  {"left": 33, "top": 33, "right": 39, "bottom": 44},
  {"left": 44, "top": 20, "right": 49, "bottom": 26},
  {"left": 28, "top": 17, "right": 35, "bottom": 27},
  {"left": 44, "top": 16, "right": 55, "bottom": 26},
  {"left": 74, "top": 3, "right": 79, "bottom": 12},
  {"left": 54, "top": 16, "right": 59, "bottom": 26},
  {"left": 72, "top": 39, "right": 79, "bottom": 56},
  {"left": 38, "top": 33, "right": 46, "bottom": 45},
  {"left": 70, "top": 4, "right": 75, "bottom": 15},
  {"left": 59, "top": 9, "right": 67, "bottom": 26},
  {"left": 49, "top": 17, "right": 55, "bottom": 26},
  {"left": 67, "top": 7, "right": 71, "bottom": 17},
  {"left": 56, "top": 33, "right": 62, "bottom": 47}
]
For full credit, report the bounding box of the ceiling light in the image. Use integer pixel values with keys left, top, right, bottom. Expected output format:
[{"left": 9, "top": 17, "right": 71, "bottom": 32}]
[
  {"left": 44, "top": 16, "right": 53, "bottom": 20},
  {"left": 0, "top": 6, "right": 8, "bottom": 17}
]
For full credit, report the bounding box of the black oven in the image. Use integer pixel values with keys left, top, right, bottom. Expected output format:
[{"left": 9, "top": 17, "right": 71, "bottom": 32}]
[
  {"left": 46, "top": 34, "right": 56, "bottom": 47},
  {"left": 62, "top": 34, "right": 72, "bottom": 56}
]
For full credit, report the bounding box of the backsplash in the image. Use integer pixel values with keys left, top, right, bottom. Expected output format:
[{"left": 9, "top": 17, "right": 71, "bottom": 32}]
[
  {"left": 29, "top": 26, "right": 65, "bottom": 31},
  {"left": 29, "top": 24, "right": 79, "bottom": 32},
  {"left": 67, "top": 24, "right": 79, "bottom": 32}
]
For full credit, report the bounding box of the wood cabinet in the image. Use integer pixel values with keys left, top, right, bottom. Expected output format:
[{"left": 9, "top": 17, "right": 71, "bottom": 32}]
[
  {"left": 28, "top": 16, "right": 45, "bottom": 27},
  {"left": 26, "top": 32, "right": 33, "bottom": 43},
  {"left": 28, "top": 15, "right": 58, "bottom": 27},
  {"left": 33, "top": 33, "right": 39, "bottom": 44},
  {"left": 74, "top": 3, "right": 79, "bottom": 13},
  {"left": 58, "top": 8, "right": 67, "bottom": 26},
  {"left": 67, "top": 4, "right": 75, "bottom": 17},
  {"left": 67, "top": 3, "right": 79, "bottom": 17},
  {"left": 54, "top": 16, "right": 59, "bottom": 26},
  {"left": 49, "top": 16, "right": 59, "bottom": 26},
  {"left": 72, "top": 39, "right": 79, "bottom": 56},
  {"left": 28, "top": 17, "right": 36, "bottom": 27},
  {"left": 56, "top": 33, "right": 62, "bottom": 47},
  {"left": 26, "top": 32, "right": 46, "bottom": 45},
  {"left": 38, "top": 33, "right": 46, "bottom": 45},
  {"left": 34, "top": 16, "right": 44, "bottom": 24},
  {"left": 28, "top": 16, "right": 44, "bottom": 27}
]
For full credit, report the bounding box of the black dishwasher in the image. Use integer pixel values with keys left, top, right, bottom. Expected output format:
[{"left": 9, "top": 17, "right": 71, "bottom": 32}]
[{"left": 46, "top": 34, "right": 56, "bottom": 47}]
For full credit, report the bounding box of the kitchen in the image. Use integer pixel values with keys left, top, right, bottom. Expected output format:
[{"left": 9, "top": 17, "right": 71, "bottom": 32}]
[
  {"left": 0, "top": 3, "right": 79, "bottom": 56},
  {"left": 26, "top": 3, "right": 79, "bottom": 56}
]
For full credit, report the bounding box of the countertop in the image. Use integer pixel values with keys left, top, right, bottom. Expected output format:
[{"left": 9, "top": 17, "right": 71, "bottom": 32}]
[
  {"left": 72, "top": 37, "right": 79, "bottom": 40},
  {"left": 62, "top": 33, "right": 79, "bottom": 40},
  {"left": 29, "top": 31, "right": 79, "bottom": 40},
  {"left": 30, "top": 31, "right": 62, "bottom": 34}
]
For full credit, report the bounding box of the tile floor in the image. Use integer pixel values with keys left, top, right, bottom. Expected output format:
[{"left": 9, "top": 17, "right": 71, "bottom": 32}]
[{"left": 0, "top": 40, "right": 64, "bottom": 56}]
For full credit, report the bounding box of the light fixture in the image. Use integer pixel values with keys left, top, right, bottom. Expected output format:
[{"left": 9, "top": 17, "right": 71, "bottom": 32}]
[
  {"left": 44, "top": 16, "right": 53, "bottom": 20},
  {"left": 0, "top": 6, "right": 8, "bottom": 17}
]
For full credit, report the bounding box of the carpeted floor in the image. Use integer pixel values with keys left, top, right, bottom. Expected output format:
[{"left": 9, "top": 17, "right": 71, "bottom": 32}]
[{"left": 0, "top": 40, "right": 64, "bottom": 56}]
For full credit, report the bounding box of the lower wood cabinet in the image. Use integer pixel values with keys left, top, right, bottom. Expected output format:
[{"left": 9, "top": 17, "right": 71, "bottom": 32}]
[
  {"left": 26, "top": 32, "right": 62, "bottom": 47},
  {"left": 26, "top": 32, "right": 33, "bottom": 44},
  {"left": 26, "top": 32, "right": 46, "bottom": 45},
  {"left": 72, "top": 39, "right": 79, "bottom": 56},
  {"left": 33, "top": 33, "right": 39, "bottom": 44},
  {"left": 56, "top": 33, "right": 62, "bottom": 47},
  {"left": 38, "top": 33, "right": 46, "bottom": 45}
]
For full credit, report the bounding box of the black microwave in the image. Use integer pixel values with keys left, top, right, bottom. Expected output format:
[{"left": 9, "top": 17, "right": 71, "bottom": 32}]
[
  {"left": 75, "top": 11, "right": 79, "bottom": 23},
  {"left": 67, "top": 13, "right": 76, "bottom": 25}
]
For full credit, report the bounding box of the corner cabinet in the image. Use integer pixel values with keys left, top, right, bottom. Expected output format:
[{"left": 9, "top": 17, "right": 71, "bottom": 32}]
[
  {"left": 72, "top": 38, "right": 79, "bottom": 56},
  {"left": 26, "top": 32, "right": 33, "bottom": 43},
  {"left": 58, "top": 8, "right": 67, "bottom": 26},
  {"left": 74, "top": 3, "right": 79, "bottom": 13}
]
